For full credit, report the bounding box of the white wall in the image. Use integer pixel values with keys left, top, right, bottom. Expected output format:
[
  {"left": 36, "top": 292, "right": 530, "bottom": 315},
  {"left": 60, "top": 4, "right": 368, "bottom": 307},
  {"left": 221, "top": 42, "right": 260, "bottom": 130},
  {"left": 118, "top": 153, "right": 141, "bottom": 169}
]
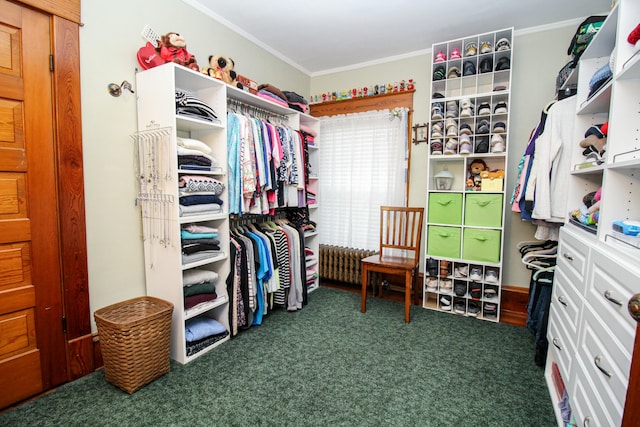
[
  {"left": 310, "top": 24, "right": 578, "bottom": 288},
  {"left": 80, "top": 0, "right": 581, "bottom": 330},
  {"left": 80, "top": 0, "right": 309, "bottom": 329}
]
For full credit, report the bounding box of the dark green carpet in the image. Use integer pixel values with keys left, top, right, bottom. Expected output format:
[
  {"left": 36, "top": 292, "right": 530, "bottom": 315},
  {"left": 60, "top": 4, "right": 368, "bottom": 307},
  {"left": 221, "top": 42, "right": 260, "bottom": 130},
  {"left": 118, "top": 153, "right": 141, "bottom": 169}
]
[{"left": 0, "top": 287, "right": 555, "bottom": 426}]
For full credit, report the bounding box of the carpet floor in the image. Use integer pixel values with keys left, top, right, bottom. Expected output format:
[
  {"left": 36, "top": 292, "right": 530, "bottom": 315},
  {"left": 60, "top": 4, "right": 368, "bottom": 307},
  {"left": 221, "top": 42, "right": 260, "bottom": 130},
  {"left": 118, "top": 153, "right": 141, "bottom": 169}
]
[{"left": 0, "top": 286, "right": 556, "bottom": 426}]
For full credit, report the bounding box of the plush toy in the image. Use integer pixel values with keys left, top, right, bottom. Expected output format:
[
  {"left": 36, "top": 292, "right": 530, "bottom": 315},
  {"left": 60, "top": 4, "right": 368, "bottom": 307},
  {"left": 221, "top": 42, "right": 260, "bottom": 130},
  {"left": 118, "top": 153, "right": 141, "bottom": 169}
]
[
  {"left": 206, "top": 55, "right": 242, "bottom": 89},
  {"left": 467, "top": 159, "right": 488, "bottom": 191},
  {"left": 159, "top": 32, "right": 199, "bottom": 72}
]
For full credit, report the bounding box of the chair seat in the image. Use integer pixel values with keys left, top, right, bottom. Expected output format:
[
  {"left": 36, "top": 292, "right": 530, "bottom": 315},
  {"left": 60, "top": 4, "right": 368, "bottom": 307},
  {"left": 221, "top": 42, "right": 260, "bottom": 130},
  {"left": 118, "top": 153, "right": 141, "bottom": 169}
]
[{"left": 361, "top": 254, "right": 418, "bottom": 270}]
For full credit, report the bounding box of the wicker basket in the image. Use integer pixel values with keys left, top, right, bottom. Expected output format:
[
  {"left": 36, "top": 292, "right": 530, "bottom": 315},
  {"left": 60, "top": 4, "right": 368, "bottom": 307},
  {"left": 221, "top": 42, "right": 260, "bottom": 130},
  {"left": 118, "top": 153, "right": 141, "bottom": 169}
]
[{"left": 94, "top": 296, "right": 173, "bottom": 394}]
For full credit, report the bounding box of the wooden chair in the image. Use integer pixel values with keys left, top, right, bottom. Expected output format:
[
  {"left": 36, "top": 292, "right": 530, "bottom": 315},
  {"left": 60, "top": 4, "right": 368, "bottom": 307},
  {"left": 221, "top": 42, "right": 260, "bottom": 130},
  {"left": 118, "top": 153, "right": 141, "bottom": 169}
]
[{"left": 361, "top": 206, "right": 424, "bottom": 323}]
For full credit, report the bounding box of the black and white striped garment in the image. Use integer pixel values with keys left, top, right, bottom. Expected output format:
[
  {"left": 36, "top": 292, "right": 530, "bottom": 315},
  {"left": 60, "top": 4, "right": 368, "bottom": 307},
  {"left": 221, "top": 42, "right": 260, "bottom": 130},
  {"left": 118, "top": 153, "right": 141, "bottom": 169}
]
[{"left": 175, "top": 91, "right": 219, "bottom": 123}]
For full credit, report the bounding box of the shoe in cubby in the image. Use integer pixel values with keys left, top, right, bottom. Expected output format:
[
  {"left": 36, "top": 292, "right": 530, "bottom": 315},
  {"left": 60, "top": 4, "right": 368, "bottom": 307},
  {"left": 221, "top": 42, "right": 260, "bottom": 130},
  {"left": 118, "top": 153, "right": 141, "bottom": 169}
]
[
  {"left": 463, "top": 60, "right": 476, "bottom": 76},
  {"left": 493, "top": 121, "right": 506, "bottom": 133},
  {"left": 459, "top": 123, "right": 473, "bottom": 135},
  {"left": 459, "top": 135, "right": 472, "bottom": 154},
  {"left": 485, "top": 268, "right": 499, "bottom": 283},
  {"left": 454, "top": 280, "right": 468, "bottom": 297},
  {"left": 478, "top": 102, "right": 491, "bottom": 116},
  {"left": 479, "top": 57, "right": 493, "bottom": 73},
  {"left": 475, "top": 136, "right": 489, "bottom": 154},
  {"left": 447, "top": 66, "right": 461, "bottom": 79},
  {"left": 484, "top": 285, "right": 498, "bottom": 301},
  {"left": 440, "top": 260, "right": 451, "bottom": 277},
  {"left": 467, "top": 301, "right": 480, "bottom": 317},
  {"left": 440, "top": 278, "right": 453, "bottom": 294},
  {"left": 464, "top": 41, "right": 478, "bottom": 57},
  {"left": 495, "top": 38, "right": 511, "bottom": 51},
  {"left": 445, "top": 101, "right": 459, "bottom": 118},
  {"left": 494, "top": 101, "right": 508, "bottom": 114},
  {"left": 490, "top": 134, "right": 505, "bottom": 153},
  {"left": 431, "top": 139, "right": 443, "bottom": 155},
  {"left": 433, "top": 65, "right": 446, "bottom": 81},
  {"left": 426, "top": 276, "right": 439, "bottom": 292},
  {"left": 469, "top": 282, "right": 482, "bottom": 300},
  {"left": 495, "top": 56, "right": 511, "bottom": 71},
  {"left": 450, "top": 47, "right": 462, "bottom": 60},
  {"left": 454, "top": 299, "right": 466, "bottom": 314},
  {"left": 476, "top": 119, "right": 490, "bottom": 134},
  {"left": 479, "top": 40, "right": 493, "bottom": 54},
  {"left": 444, "top": 138, "right": 458, "bottom": 155},
  {"left": 434, "top": 51, "right": 447, "bottom": 63},
  {"left": 440, "top": 295, "right": 452, "bottom": 311},
  {"left": 483, "top": 302, "right": 498, "bottom": 319},
  {"left": 454, "top": 264, "right": 468, "bottom": 278},
  {"left": 469, "top": 266, "right": 483, "bottom": 281},
  {"left": 431, "top": 103, "right": 444, "bottom": 120},
  {"left": 431, "top": 121, "right": 444, "bottom": 138},
  {"left": 426, "top": 257, "right": 439, "bottom": 276}
]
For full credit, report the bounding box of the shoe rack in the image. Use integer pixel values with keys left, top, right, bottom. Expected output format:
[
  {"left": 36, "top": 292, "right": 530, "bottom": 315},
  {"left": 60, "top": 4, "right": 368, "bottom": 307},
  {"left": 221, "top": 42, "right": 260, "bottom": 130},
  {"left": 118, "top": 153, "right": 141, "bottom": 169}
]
[{"left": 423, "top": 28, "right": 514, "bottom": 322}]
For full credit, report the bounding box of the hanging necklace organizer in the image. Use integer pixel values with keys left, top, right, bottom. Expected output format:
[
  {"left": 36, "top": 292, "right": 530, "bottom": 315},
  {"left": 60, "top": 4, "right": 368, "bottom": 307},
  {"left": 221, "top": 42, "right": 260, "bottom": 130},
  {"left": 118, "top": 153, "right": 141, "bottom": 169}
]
[{"left": 132, "top": 125, "right": 175, "bottom": 251}]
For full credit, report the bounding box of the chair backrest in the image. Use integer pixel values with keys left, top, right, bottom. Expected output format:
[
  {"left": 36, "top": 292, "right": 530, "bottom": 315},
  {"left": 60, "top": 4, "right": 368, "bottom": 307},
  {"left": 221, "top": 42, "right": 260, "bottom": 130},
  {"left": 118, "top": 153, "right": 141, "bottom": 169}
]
[{"left": 379, "top": 206, "right": 424, "bottom": 260}]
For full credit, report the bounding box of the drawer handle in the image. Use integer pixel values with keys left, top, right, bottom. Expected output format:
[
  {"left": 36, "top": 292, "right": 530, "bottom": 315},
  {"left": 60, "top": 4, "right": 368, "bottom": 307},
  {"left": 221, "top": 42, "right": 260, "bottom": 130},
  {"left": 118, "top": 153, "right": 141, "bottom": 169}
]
[
  {"left": 604, "top": 290, "right": 623, "bottom": 306},
  {"left": 562, "top": 252, "right": 574, "bottom": 261},
  {"left": 437, "top": 200, "right": 452, "bottom": 206},
  {"left": 557, "top": 296, "right": 568, "bottom": 307},
  {"left": 473, "top": 236, "right": 488, "bottom": 242},
  {"left": 583, "top": 416, "right": 591, "bottom": 427},
  {"left": 477, "top": 201, "right": 491, "bottom": 207},
  {"left": 594, "top": 355, "right": 611, "bottom": 378},
  {"left": 437, "top": 232, "right": 452, "bottom": 238},
  {"left": 552, "top": 338, "right": 562, "bottom": 351}
]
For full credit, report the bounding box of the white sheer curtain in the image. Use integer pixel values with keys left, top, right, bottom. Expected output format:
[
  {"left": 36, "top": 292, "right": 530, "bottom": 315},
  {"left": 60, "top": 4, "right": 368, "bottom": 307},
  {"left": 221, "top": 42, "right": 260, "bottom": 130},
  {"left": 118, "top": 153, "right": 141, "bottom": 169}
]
[{"left": 318, "top": 108, "right": 408, "bottom": 250}]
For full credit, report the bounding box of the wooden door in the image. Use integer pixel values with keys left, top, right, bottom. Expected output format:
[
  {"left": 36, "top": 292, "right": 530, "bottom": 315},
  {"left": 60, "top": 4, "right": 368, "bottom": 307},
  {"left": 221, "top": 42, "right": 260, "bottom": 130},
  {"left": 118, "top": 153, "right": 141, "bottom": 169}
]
[{"left": 0, "top": 1, "right": 67, "bottom": 408}]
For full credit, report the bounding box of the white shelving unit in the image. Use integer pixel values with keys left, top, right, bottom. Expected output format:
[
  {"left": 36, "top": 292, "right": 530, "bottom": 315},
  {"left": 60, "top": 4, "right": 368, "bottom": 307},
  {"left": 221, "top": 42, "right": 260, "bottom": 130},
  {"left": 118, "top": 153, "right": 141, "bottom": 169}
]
[
  {"left": 423, "top": 28, "right": 514, "bottom": 321},
  {"left": 545, "top": 1, "right": 640, "bottom": 425},
  {"left": 135, "top": 63, "right": 230, "bottom": 364}
]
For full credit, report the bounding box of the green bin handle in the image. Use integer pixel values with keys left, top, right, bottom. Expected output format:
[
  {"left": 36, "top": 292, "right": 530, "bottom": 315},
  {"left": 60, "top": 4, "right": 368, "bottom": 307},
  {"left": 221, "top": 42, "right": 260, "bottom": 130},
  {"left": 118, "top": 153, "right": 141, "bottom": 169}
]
[{"left": 437, "top": 199, "right": 452, "bottom": 206}]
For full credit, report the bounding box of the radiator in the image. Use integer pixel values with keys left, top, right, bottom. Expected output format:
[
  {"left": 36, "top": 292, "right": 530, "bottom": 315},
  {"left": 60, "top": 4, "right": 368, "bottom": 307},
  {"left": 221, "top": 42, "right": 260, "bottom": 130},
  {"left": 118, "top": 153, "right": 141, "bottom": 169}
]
[{"left": 319, "top": 244, "right": 379, "bottom": 285}]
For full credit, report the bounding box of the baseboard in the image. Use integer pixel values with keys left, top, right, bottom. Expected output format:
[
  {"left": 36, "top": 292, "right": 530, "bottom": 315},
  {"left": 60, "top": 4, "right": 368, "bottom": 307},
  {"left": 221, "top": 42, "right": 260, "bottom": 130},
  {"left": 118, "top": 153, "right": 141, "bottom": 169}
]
[{"left": 499, "top": 285, "right": 529, "bottom": 328}]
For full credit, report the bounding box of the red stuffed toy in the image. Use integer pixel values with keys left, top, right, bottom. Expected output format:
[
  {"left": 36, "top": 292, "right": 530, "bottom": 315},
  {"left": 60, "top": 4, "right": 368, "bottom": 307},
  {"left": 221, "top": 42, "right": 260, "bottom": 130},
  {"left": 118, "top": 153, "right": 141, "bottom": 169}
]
[{"left": 159, "top": 32, "right": 199, "bottom": 71}]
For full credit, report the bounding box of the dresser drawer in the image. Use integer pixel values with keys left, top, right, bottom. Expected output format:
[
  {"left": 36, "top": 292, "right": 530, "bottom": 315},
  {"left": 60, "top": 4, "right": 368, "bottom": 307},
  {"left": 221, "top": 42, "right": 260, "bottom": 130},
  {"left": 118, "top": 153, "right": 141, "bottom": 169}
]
[
  {"left": 571, "top": 355, "right": 618, "bottom": 427},
  {"left": 575, "top": 305, "right": 630, "bottom": 425},
  {"left": 557, "top": 226, "right": 591, "bottom": 284},
  {"left": 549, "top": 267, "right": 583, "bottom": 344},
  {"left": 547, "top": 309, "right": 575, "bottom": 386},
  {"left": 587, "top": 245, "right": 637, "bottom": 355}
]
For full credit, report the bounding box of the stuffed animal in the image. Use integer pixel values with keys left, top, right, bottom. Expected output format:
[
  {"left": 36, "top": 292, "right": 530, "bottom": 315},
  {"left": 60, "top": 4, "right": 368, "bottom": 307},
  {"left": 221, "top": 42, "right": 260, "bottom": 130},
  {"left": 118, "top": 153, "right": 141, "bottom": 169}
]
[
  {"left": 206, "top": 55, "right": 242, "bottom": 89},
  {"left": 159, "top": 32, "right": 199, "bottom": 72},
  {"left": 467, "top": 159, "right": 488, "bottom": 191}
]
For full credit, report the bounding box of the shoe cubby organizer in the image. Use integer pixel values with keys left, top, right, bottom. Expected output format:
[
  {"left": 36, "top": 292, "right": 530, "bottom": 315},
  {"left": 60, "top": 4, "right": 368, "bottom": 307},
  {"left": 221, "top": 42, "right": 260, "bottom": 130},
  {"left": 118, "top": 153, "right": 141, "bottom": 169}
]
[{"left": 424, "top": 28, "right": 513, "bottom": 322}]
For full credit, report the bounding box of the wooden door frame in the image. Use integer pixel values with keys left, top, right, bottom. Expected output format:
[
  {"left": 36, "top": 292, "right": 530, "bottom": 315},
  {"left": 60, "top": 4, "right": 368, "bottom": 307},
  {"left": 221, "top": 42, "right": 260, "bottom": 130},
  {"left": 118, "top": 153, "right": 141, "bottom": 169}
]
[{"left": 14, "top": 0, "right": 94, "bottom": 384}]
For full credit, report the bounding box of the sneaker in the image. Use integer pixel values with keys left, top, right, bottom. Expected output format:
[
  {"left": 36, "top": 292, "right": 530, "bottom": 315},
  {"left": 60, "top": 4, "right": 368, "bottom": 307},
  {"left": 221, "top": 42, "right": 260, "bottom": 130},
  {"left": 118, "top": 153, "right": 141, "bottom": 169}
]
[
  {"left": 445, "top": 102, "right": 459, "bottom": 118},
  {"left": 495, "top": 56, "right": 511, "bottom": 71},
  {"left": 480, "top": 40, "right": 493, "bottom": 54},
  {"left": 444, "top": 138, "right": 458, "bottom": 155},
  {"left": 468, "top": 301, "right": 480, "bottom": 317},
  {"left": 430, "top": 139, "right": 443, "bottom": 155},
  {"left": 450, "top": 47, "right": 462, "bottom": 60},
  {"left": 454, "top": 280, "right": 467, "bottom": 297},
  {"left": 493, "top": 122, "right": 506, "bottom": 133},
  {"left": 426, "top": 276, "right": 439, "bottom": 292},
  {"left": 479, "top": 57, "right": 493, "bottom": 73},
  {"left": 463, "top": 60, "right": 476, "bottom": 76},
  {"left": 460, "top": 103, "right": 474, "bottom": 118},
  {"left": 459, "top": 123, "right": 473, "bottom": 135},
  {"left": 440, "top": 260, "right": 451, "bottom": 277},
  {"left": 493, "top": 85, "right": 508, "bottom": 92},
  {"left": 464, "top": 42, "right": 478, "bottom": 56},
  {"left": 496, "top": 38, "right": 511, "bottom": 51},
  {"left": 476, "top": 119, "right": 490, "bottom": 134},
  {"left": 478, "top": 102, "right": 491, "bottom": 115},
  {"left": 491, "top": 134, "right": 505, "bottom": 153},
  {"left": 485, "top": 269, "right": 499, "bottom": 283},
  {"left": 454, "top": 300, "right": 466, "bottom": 314},
  {"left": 433, "top": 65, "right": 446, "bottom": 81},
  {"left": 426, "top": 258, "right": 439, "bottom": 276},
  {"left": 494, "top": 101, "right": 508, "bottom": 114},
  {"left": 475, "top": 136, "right": 489, "bottom": 154},
  {"left": 433, "top": 92, "right": 445, "bottom": 99},
  {"left": 484, "top": 285, "right": 498, "bottom": 299},
  {"left": 469, "top": 283, "right": 482, "bottom": 299},
  {"left": 440, "top": 279, "right": 453, "bottom": 293},
  {"left": 459, "top": 135, "right": 472, "bottom": 154},
  {"left": 431, "top": 103, "right": 444, "bottom": 120},
  {"left": 469, "top": 266, "right": 482, "bottom": 281},
  {"left": 484, "top": 302, "right": 498, "bottom": 318},
  {"left": 434, "top": 50, "right": 447, "bottom": 63},
  {"left": 454, "top": 264, "right": 468, "bottom": 278},
  {"left": 446, "top": 123, "right": 458, "bottom": 137},
  {"left": 431, "top": 121, "right": 444, "bottom": 138},
  {"left": 440, "top": 295, "right": 452, "bottom": 311},
  {"left": 447, "top": 66, "right": 461, "bottom": 79}
]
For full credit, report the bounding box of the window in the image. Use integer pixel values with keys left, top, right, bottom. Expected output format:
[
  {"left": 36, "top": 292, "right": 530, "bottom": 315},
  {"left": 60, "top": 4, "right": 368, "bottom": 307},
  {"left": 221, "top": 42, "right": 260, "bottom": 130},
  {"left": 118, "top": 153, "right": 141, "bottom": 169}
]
[{"left": 318, "top": 108, "right": 408, "bottom": 250}]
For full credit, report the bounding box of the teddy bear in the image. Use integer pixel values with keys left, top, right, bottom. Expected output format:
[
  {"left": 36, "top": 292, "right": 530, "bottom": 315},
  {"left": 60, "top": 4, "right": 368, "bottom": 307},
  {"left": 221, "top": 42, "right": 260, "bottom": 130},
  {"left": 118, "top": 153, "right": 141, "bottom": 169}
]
[
  {"left": 467, "top": 159, "right": 488, "bottom": 191},
  {"left": 159, "top": 32, "right": 199, "bottom": 72},
  {"left": 206, "top": 55, "right": 243, "bottom": 89}
]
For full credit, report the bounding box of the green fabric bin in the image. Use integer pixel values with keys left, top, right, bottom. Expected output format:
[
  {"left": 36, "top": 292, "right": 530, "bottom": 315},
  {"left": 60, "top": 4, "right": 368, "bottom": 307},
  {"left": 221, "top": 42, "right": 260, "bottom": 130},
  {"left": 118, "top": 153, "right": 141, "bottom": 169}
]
[
  {"left": 462, "top": 228, "right": 501, "bottom": 263},
  {"left": 464, "top": 194, "right": 503, "bottom": 227},
  {"left": 428, "top": 193, "right": 463, "bottom": 225},
  {"left": 427, "top": 225, "right": 461, "bottom": 259}
]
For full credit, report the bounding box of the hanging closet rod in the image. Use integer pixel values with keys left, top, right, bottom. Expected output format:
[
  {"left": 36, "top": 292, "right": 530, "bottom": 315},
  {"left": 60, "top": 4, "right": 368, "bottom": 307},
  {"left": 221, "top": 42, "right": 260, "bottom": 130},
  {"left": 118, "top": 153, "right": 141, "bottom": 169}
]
[
  {"left": 226, "top": 98, "right": 289, "bottom": 122},
  {"left": 230, "top": 211, "right": 287, "bottom": 225}
]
